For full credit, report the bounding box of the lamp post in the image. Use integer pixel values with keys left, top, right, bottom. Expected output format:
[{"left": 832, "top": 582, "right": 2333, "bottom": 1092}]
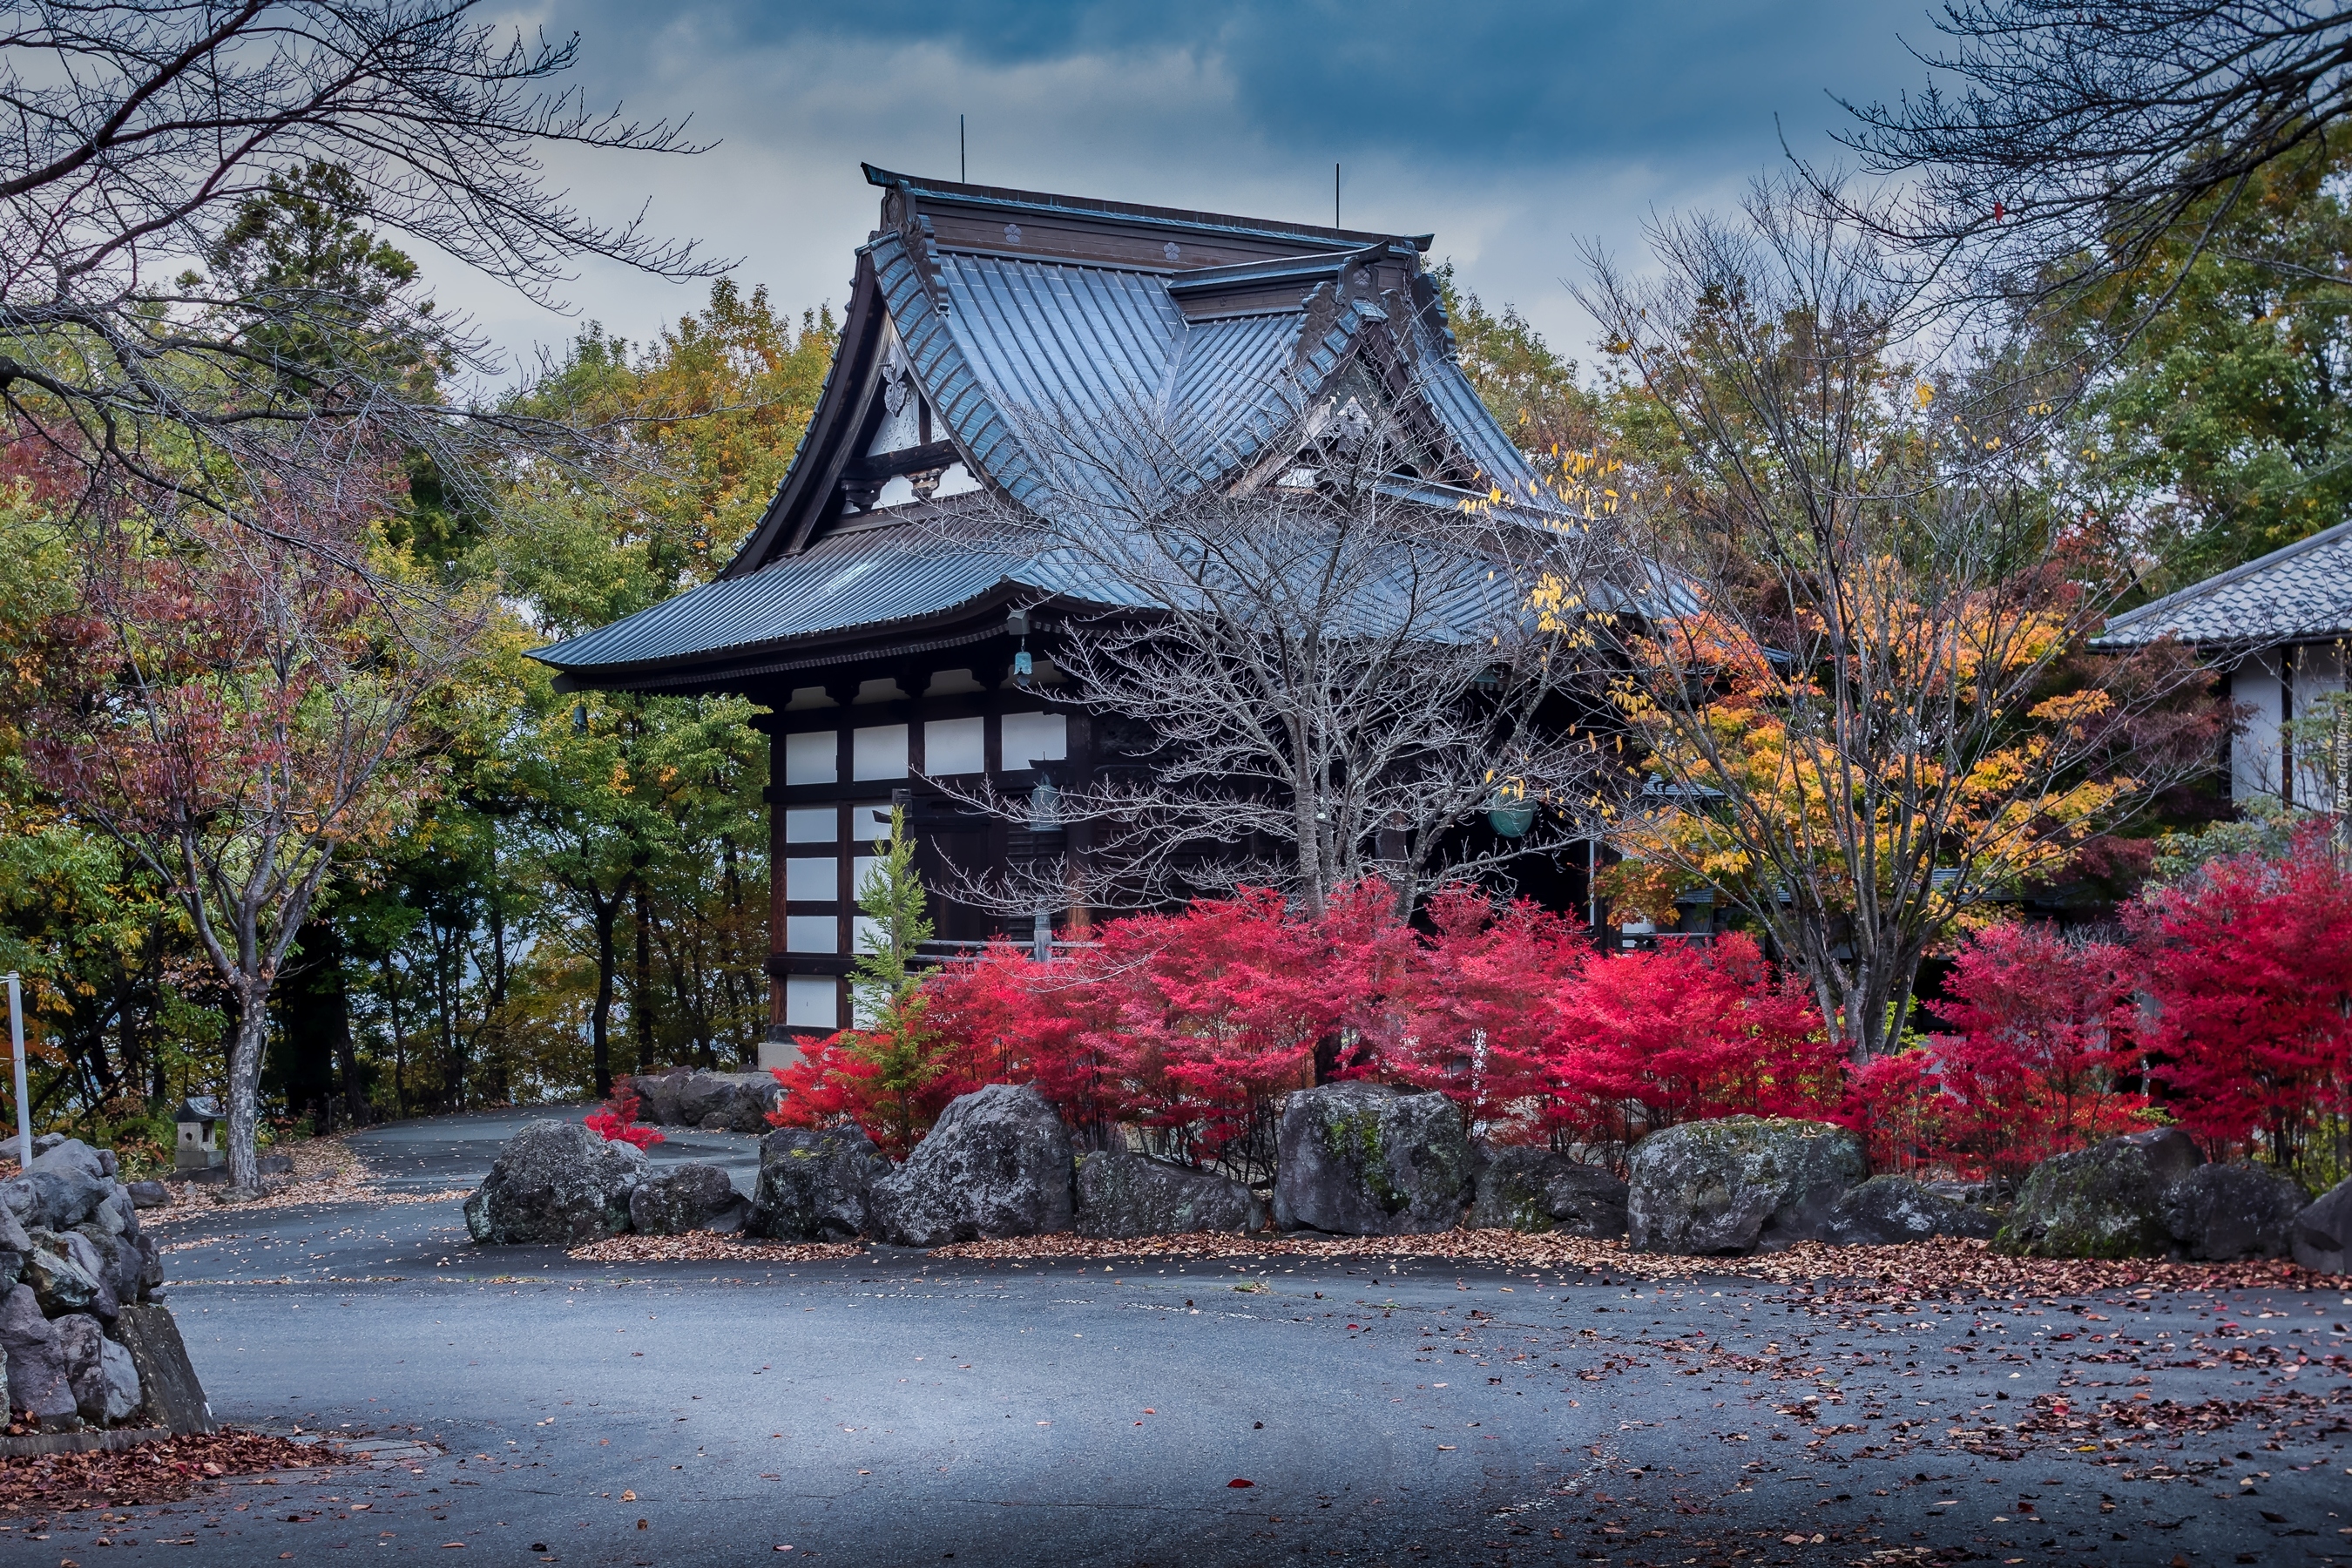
[{"left": 5, "top": 971, "right": 26, "bottom": 1164}]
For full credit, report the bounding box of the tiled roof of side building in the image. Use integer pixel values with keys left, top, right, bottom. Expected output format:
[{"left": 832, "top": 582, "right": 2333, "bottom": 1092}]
[{"left": 2094, "top": 518, "right": 2352, "bottom": 648}]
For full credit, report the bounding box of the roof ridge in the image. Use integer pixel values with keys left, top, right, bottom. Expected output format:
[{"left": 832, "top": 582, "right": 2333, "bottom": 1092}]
[{"left": 862, "top": 163, "right": 1433, "bottom": 253}]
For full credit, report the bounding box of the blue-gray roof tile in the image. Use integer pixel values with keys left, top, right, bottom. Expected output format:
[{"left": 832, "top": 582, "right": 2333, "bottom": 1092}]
[{"left": 2097, "top": 519, "right": 2352, "bottom": 648}]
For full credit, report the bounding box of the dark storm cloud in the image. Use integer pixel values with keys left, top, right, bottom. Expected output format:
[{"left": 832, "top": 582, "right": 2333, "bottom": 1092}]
[
  {"left": 446, "top": 0, "right": 1934, "bottom": 374},
  {"left": 602, "top": 0, "right": 1928, "bottom": 167}
]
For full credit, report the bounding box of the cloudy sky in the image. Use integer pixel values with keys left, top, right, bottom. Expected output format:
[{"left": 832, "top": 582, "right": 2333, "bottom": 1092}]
[{"left": 449, "top": 0, "right": 1943, "bottom": 380}]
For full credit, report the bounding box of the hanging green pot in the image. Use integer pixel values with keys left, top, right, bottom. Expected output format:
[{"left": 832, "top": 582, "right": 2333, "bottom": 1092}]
[{"left": 1487, "top": 801, "right": 1537, "bottom": 838}]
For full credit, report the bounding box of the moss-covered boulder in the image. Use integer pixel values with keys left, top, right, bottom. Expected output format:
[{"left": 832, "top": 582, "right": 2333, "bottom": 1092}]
[
  {"left": 1996, "top": 1129, "right": 2202, "bottom": 1259},
  {"left": 749, "top": 1124, "right": 887, "bottom": 1242},
  {"left": 1625, "top": 1117, "right": 1866, "bottom": 1254},
  {"left": 1273, "top": 1083, "right": 1472, "bottom": 1234},
  {"left": 1468, "top": 1146, "right": 1628, "bottom": 1235}
]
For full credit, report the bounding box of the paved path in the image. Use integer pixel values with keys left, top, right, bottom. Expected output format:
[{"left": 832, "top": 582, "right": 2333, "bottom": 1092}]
[{"left": 28, "top": 1114, "right": 2349, "bottom": 1567}]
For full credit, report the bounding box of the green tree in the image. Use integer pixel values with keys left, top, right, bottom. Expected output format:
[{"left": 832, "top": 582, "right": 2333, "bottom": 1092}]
[
  {"left": 2068, "top": 127, "right": 2352, "bottom": 592},
  {"left": 846, "top": 807, "right": 940, "bottom": 1156}
]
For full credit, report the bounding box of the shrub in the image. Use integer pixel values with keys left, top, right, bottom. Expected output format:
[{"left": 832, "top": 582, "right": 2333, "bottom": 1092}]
[
  {"left": 2124, "top": 818, "right": 2352, "bottom": 1177},
  {"left": 1543, "top": 932, "right": 1840, "bottom": 1150},
  {"left": 1916, "top": 921, "right": 2149, "bottom": 1178},
  {"left": 583, "top": 1083, "right": 663, "bottom": 1148},
  {"left": 754, "top": 828, "right": 2352, "bottom": 1188}
]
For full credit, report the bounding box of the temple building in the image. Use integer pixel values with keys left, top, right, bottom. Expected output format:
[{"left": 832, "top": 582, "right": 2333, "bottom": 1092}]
[{"left": 533, "top": 166, "right": 1578, "bottom": 1062}]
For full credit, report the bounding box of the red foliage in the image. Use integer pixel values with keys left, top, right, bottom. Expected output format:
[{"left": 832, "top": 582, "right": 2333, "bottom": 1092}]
[
  {"left": 584, "top": 1084, "right": 664, "bottom": 1148},
  {"left": 754, "top": 834, "right": 2352, "bottom": 1185},
  {"left": 1845, "top": 1047, "right": 1954, "bottom": 1173},
  {"left": 1084, "top": 883, "right": 1414, "bottom": 1176},
  {"left": 2123, "top": 821, "right": 2352, "bottom": 1163},
  {"left": 1916, "top": 922, "right": 2147, "bottom": 1175},
  {"left": 1376, "top": 888, "right": 1585, "bottom": 1125},
  {"left": 1541, "top": 933, "right": 1841, "bottom": 1146}
]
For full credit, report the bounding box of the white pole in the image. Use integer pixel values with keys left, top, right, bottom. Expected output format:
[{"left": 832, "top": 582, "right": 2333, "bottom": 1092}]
[{"left": 6, "top": 973, "right": 26, "bottom": 1166}]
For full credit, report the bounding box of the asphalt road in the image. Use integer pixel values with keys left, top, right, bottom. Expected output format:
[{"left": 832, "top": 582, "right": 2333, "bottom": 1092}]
[{"left": 12, "top": 1115, "right": 2349, "bottom": 1568}]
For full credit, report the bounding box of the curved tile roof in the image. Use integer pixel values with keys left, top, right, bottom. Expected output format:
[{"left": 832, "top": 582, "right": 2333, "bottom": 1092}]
[
  {"left": 2096, "top": 519, "right": 2352, "bottom": 648},
  {"left": 534, "top": 169, "right": 1582, "bottom": 689}
]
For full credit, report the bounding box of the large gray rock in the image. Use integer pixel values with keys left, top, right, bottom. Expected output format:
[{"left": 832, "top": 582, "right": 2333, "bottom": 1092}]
[
  {"left": 2162, "top": 1163, "right": 2309, "bottom": 1261},
  {"left": 462, "top": 1119, "right": 648, "bottom": 1247},
  {"left": 125, "top": 1180, "right": 170, "bottom": 1210},
  {"left": 677, "top": 1071, "right": 781, "bottom": 1133},
  {"left": 74, "top": 1227, "right": 146, "bottom": 1308},
  {"left": 2293, "top": 1177, "right": 2352, "bottom": 1274},
  {"left": 625, "top": 1066, "right": 691, "bottom": 1127},
  {"left": 85, "top": 1186, "right": 133, "bottom": 1238},
  {"left": 1273, "top": 1083, "right": 1474, "bottom": 1235},
  {"left": 1817, "top": 1174, "right": 1997, "bottom": 1246},
  {"left": 1074, "top": 1151, "right": 1261, "bottom": 1239},
  {"left": 626, "top": 1163, "right": 749, "bottom": 1236},
  {"left": 24, "top": 1228, "right": 112, "bottom": 1318},
  {"left": 1997, "top": 1128, "right": 2205, "bottom": 1259},
  {"left": 0, "top": 1283, "right": 73, "bottom": 1419},
  {"left": 112, "top": 1303, "right": 215, "bottom": 1435},
  {"left": 5, "top": 1153, "right": 112, "bottom": 1234},
  {"left": 1625, "top": 1117, "right": 1868, "bottom": 1255},
  {"left": 28, "top": 1139, "right": 106, "bottom": 1182},
  {"left": 625, "top": 1069, "right": 780, "bottom": 1132},
  {"left": 1468, "top": 1147, "right": 1628, "bottom": 1235},
  {"left": 750, "top": 1125, "right": 886, "bottom": 1242},
  {"left": 0, "top": 1202, "right": 27, "bottom": 1292},
  {"left": 868, "top": 1084, "right": 1075, "bottom": 1247},
  {"left": 55, "top": 1312, "right": 139, "bottom": 1425}
]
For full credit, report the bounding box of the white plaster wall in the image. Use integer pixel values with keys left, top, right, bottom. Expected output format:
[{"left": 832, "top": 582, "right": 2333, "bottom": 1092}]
[{"left": 2226, "top": 642, "right": 2348, "bottom": 807}]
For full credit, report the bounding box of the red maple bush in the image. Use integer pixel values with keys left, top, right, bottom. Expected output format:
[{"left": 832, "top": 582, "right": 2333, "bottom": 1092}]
[
  {"left": 766, "top": 882, "right": 1844, "bottom": 1171},
  {"left": 760, "top": 826, "right": 2352, "bottom": 1185},
  {"left": 2124, "top": 819, "right": 2352, "bottom": 1168},
  {"left": 584, "top": 1083, "right": 664, "bottom": 1148},
  {"left": 1544, "top": 932, "right": 1842, "bottom": 1146},
  {"left": 1851, "top": 923, "right": 2146, "bottom": 1178}
]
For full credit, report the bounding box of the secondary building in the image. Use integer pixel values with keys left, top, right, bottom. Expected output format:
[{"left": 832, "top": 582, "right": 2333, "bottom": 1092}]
[{"left": 2097, "top": 519, "right": 2351, "bottom": 809}]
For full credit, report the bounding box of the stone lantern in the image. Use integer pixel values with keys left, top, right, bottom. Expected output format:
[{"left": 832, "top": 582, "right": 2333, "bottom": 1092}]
[{"left": 174, "top": 1097, "right": 222, "bottom": 1173}]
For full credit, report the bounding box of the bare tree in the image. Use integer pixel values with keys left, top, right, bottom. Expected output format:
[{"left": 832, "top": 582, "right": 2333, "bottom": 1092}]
[
  {"left": 926, "top": 385, "right": 1614, "bottom": 921},
  {"left": 1832, "top": 1, "right": 2352, "bottom": 316},
  {"left": 0, "top": 0, "right": 720, "bottom": 530},
  {"left": 1576, "top": 190, "right": 2220, "bottom": 1060}
]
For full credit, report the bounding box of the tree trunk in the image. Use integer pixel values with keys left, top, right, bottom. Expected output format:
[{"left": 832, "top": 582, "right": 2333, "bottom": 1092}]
[
  {"left": 224, "top": 984, "right": 268, "bottom": 1192},
  {"left": 335, "top": 983, "right": 369, "bottom": 1129},
  {"left": 591, "top": 896, "right": 618, "bottom": 1100},
  {"left": 632, "top": 881, "right": 655, "bottom": 1076},
  {"left": 433, "top": 923, "right": 462, "bottom": 1112},
  {"left": 381, "top": 954, "right": 408, "bottom": 1119}
]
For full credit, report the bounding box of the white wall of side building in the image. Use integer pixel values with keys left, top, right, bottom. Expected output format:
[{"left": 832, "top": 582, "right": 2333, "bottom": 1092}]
[{"left": 2226, "top": 641, "right": 2348, "bottom": 807}]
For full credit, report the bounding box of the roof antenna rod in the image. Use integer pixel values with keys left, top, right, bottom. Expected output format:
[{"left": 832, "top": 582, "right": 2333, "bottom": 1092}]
[
  {"left": 961, "top": 115, "right": 967, "bottom": 183},
  {"left": 1334, "top": 161, "right": 1340, "bottom": 229}
]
